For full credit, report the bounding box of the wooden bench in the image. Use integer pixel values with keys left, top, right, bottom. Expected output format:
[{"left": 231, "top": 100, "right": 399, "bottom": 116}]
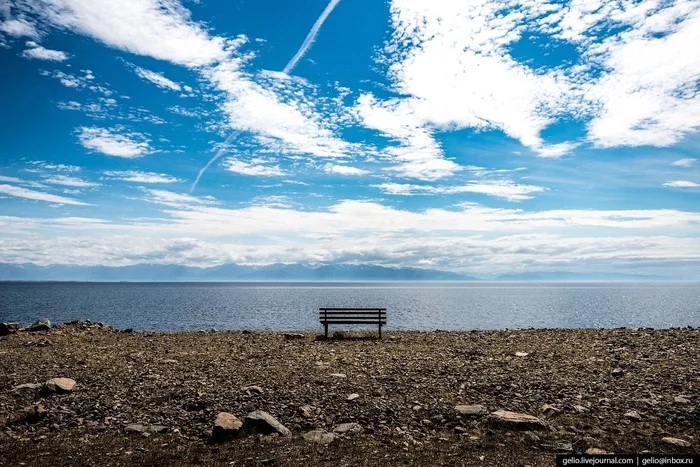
[{"left": 319, "top": 308, "right": 387, "bottom": 338}]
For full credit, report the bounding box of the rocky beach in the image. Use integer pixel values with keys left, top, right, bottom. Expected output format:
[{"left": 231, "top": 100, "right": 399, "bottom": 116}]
[{"left": 0, "top": 321, "right": 697, "bottom": 466}]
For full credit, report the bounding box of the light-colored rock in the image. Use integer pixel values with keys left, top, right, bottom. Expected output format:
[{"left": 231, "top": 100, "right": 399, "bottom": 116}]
[
  {"left": 302, "top": 430, "right": 336, "bottom": 444},
  {"left": 515, "top": 351, "right": 529, "bottom": 357},
  {"left": 333, "top": 422, "right": 363, "bottom": 435},
  {"left": 212, "top": 412, "right": 242, "bottom": 440},
  {"left": 488, "top": 410, "right": 545, "bottom": 430},
  {"left": 13, "top": 383, "right": 41, "bottom": 391},
  {"left": 540, "top": 404, "right": 561, "bottom": 415},
  {"left": 243, "top": 410, "right": 291, "bottom": 437},
  {"left": 624, "top": 410, "right": 641, "bottom": 421},
  {"left": 662, "top": 437, "right": 691, "bottom": 447},
  {"left": 43, "top": 377, "right": 77, "bottom": 394},
  {"left": 586, "top": 448, "right": 609, "bottom": 455},
  {"left": 611, "top": 368, "right": 624, "bottom": 377},
  {"left": 674, "top": 395, "right": 691, "bottom": 404},
  {"left": 28, "top": 318, "right": 51, "bottom": 332},
  {"left": 573, "top": 405, "right": 588, "bottom": 413},
  {"left": 125, "top": 424, "right": 147, "bottom": 433},
  {"left": 329, "top": 373, "right": 347, "bottom": 378},
  {"left": 241, "top": 385, "right": 264, "bottom": 395},
  {"left": 455, "top": 404, "right": 487, "bottom": 416},
  {"left": 299, "top": 405, "right": 316, "bottom": 418},
  {"left": 346, "top": 393, "right": 360, "bottom": 401}
]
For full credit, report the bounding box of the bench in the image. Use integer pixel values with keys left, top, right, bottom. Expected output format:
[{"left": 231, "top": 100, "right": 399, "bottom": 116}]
[{"left": 319, "top": 307, "right": 387, "bottom": 338}]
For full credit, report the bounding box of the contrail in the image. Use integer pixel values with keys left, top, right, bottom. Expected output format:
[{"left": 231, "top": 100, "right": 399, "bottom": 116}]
[
  {"left": 283, "top": 0, "right": 341, "bottom": 74},
  {"left": 190, "top": 131, "right": 240, "bottom": 193}
]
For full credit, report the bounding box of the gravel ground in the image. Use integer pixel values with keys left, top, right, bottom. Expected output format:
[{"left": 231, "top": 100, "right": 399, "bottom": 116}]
[{"left": 0, "top": 321, "right": 697, "bottom": 466}]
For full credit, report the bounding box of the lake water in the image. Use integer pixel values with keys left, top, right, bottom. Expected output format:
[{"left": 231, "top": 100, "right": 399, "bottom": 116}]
[{"left": 1, "top": 282, "right": 698, "bottom": 331}]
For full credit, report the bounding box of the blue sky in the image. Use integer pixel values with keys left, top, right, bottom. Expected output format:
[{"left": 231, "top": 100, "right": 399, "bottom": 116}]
[{"left": 0, "top": 0, "right": 699, "bottom": 276}]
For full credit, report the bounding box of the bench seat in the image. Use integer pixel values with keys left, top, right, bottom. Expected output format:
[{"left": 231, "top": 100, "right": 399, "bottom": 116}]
[{"left": 319, "top": 307, "right": 386, "bottom": 338}]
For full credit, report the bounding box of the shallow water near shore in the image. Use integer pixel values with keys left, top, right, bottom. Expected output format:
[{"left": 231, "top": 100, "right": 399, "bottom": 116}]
[{"left": 1, "top": 281, "right": 699, "bottom": 331}]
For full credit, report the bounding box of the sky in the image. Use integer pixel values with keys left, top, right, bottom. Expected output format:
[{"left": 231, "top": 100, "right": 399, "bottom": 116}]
[{"left": 0, "top": 0, "right": 699, "bottom": 277}]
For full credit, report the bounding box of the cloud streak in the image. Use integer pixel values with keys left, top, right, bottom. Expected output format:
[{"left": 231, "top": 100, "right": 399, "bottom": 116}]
[{"left": 283, "top": 0, "right": 341, "bottom": 74}]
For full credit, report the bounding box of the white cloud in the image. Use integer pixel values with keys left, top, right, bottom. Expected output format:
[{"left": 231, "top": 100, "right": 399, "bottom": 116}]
[
  {"left": 78, "top": 127, "right": 151, "bottom": 158},
  {"left": 323, "top": 164, "right": 369, "bottom": 176},
  {"left": 663, "top": 180, "right": 700, "bottom": 188},
  {"left": 1, "top": 203, "right": 700, "bottom": 272},
  {"left": 104, "top": 171, "right": 181, "bottom": 184},
  {"left": 0, "top": 18, "right": 38, "bottom": 38},
  {"left": 142, "top": 189, "right": 218, "bottom": 209},
  {"left": 672, "top": 158, "right": 697, "bottom": 168},
  {"left": 42, "top": 175, "right": 99, "bottom": 187},
  {"left": 33, "top": 0, "right": 229, "bottom": 67},
  {"left": 0, "top": 184, "right": 90, "bottom": 205},
  {"left": 22, "top": 41, "right": 68, "bottom": 61},
  {"left": 375, "top": 180, "right": 546, "bottom": 201},
  {"left": 222, "top": 158, "right": 285, "bottom": 176},
  {"left": 134, "top": 66, "right": 182, "bottom": 91},
  {"left": 29, "top": 161, "right": 81, "bottom": 172}
]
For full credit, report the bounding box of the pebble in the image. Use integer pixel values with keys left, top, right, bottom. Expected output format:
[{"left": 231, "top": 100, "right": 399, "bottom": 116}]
[
  {"left": 455, "top": 404, "right": 487, "bottom": 416},
  {"left": 488, "top": 410, "right": 545, "bottom": 430},
  {"left": 346, "top": 393, "right": 360, "bottom": 401}
]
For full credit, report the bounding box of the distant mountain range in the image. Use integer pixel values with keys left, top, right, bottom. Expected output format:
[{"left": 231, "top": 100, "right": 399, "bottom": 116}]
[
  {"left": 0, "top": 263, "right": 683, "bottom": 282},
  {"left": 0, "top": 263, "right": 476, "bottom": 281}
]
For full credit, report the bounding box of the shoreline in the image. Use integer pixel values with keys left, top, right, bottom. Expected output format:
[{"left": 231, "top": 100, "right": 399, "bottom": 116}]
[{"left": 1, "top": 322, "right": 697, "bottom": 466}]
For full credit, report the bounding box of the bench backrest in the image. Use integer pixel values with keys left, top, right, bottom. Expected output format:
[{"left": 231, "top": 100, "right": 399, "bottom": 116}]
[{"left": 319, "top": 308, "right": 386, "bottom": 324}]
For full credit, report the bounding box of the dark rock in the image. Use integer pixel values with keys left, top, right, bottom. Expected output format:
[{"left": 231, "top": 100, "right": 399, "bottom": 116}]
[
  {"left": 488, "top": 410, "right": 545, "bottom": 430},
  {"left": 243, "top": 410, "right": 291, "bottom": 436},
  {"left": 212, "top": 412, "right": 243, "bottom": 440},
  {"left": 282, "top": 333, "right": 305, "bottom": 340},
  {"left": 0, "top": 322, "right": 19, "bottom": 336},
  {"left": 25, "top": 403, "right": 47, "bottom": 424},
  {"left": 611, "top": 368, "right": 624, "bottom": 377},
  {"left": 122, "top": 328, "right": 134, "bottom": 333}
]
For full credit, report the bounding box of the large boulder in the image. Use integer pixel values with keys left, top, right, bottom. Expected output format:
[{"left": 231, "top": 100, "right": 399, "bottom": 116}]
[
  {"left": 488, "top": 410, "right": 545, "bottom": 430},
  {"left": 41, "top": 377, "right": 77, "bottom": 395},
  {"left": 28, "top": 318, "right": 51, "bottom": 332},
  {"left": 243, "top": 410, "right": 291, "bottom": 437},
  {"left": 0, "top": 322, "right": 19, "bottom": 336},
  {"left": 212, "top": 412, "right": 243, "bottom": 441}
]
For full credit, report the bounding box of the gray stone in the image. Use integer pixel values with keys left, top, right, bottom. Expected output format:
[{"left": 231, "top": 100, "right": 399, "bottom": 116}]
[
  {"left": 243, "top": 410, "right": 291, "bottom": 437},
  {"left": 241, "top": 385, "right": 264, "bottom": 395},
  {"left": 125, "top": 424, "right": 147, "bottom": 433},
  {"left": 624, "top": 410, "right": 641, "bottom": 421},
  {"left": 13, "top": 383, "right": 42, "bottom": 391},
  {"left": 674, "top": 396, "right": 691, "bottom": 404},
  {"left": 346, "top": 393, "right": 360, "bottom": 401},
  {"left": 299, "top": 405, "right": 316, "bottom": 418},
  {"left": 488, "top": 410, "right": 545, "bottom": 430},
  {"left": 302, "top": 430, "right": 336, "bottom": 445},
  {"left": 333, "top": 422, "right": 363, "bottom": 435},
  {"left": 28, "top": 318, "right": 51, "bottom": 332},
  {"left": 212, "top": 412, "right": 243, "bottom": 440},
  {"left": 455, "top": 404, "right": 487, "bottom": 416},
  {"left": 149, "top": 425, "right": 168, "bottom": 433},
  {"left": 661, "top": 437, "right": 691, "bottom": 448}
]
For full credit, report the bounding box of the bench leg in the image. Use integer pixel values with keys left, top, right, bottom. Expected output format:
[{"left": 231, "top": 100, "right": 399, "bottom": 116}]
[
  {"left": 324, "top": 323, "right": 328, "bottom": 338},
  {"left": 378, "top": 323, "right": 382, "bottom": 339}
]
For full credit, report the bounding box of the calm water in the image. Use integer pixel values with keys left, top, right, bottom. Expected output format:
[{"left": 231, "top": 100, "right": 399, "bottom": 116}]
[{"left": 1, "top": 282, "right": 699, "bottom": 331}]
